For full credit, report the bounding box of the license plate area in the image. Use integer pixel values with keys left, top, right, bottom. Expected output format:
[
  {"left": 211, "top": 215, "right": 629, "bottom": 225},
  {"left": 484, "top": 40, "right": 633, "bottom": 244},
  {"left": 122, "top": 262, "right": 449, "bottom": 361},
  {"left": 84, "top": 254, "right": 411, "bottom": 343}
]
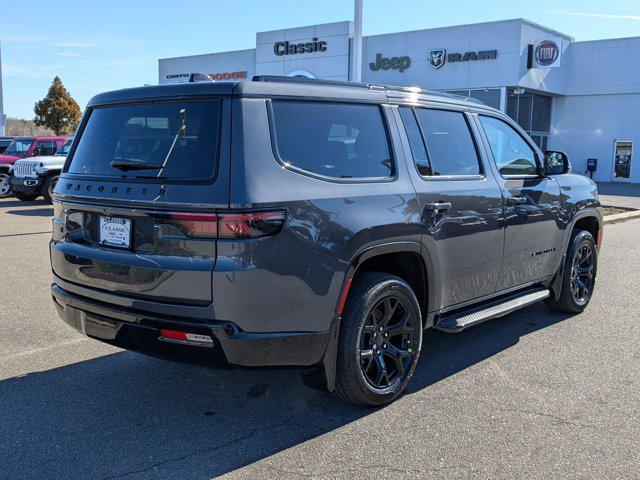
[{"left": 99, "top": 216, "right": 132, "bottom": 249}]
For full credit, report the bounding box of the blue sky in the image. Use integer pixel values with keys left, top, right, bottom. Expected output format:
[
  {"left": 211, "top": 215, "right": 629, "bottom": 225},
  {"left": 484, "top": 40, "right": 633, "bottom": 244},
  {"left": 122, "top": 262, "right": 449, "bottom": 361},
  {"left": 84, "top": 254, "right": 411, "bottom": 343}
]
[{"left": 1, "top": 0, "right": 639, "bottom": 119}]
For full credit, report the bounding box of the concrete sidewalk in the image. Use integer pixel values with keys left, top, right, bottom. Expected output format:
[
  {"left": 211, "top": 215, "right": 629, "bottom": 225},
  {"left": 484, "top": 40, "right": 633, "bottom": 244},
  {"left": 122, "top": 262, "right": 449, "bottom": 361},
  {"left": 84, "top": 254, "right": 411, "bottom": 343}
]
[{"left": 597, "top": 182, "right": 640, "bottom": 209}]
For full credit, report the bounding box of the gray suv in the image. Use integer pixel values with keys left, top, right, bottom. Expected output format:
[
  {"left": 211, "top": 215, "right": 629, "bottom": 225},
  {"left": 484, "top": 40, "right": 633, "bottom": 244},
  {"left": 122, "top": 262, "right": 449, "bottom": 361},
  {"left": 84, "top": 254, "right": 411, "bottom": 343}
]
[{"left": 50, "top": 77, "right": 602, "bottom": 406}]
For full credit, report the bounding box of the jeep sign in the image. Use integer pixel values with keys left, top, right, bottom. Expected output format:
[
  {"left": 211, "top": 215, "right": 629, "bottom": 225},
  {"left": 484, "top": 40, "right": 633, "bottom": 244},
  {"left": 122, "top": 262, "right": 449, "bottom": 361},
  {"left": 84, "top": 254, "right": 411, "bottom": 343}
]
[{"left": 370, "top": 54, "right": 411, "bottom": 73}]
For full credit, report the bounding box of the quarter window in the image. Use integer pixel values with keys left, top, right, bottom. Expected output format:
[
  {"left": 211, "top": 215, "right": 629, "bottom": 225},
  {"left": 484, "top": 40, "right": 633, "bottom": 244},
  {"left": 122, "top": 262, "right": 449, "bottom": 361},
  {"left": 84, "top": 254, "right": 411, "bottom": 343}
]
[
  {"left": 399, "top": 107, "right": 431, "bottom": 176},
  {"left": 479, "top": 116, "right": 539, "bottom": 177},
  {"left": 414, "top": 109, "right": 480, "bottom": 176},
  {"left": 270, "top": 101, "right": 393, "bottom": 180}
]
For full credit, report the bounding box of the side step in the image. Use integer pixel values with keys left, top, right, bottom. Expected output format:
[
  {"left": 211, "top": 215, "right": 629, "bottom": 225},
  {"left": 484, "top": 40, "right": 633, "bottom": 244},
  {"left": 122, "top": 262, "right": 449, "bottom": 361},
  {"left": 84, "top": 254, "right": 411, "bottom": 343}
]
[{"left": 434, "top": 288, "right": 550, "bottom": 333}]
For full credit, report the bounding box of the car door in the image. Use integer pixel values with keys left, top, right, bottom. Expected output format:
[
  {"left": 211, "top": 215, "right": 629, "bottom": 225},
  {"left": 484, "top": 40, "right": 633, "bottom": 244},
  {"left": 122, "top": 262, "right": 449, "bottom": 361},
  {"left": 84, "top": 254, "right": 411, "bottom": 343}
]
[
  {"left": 474, "top": 113, "right": 563, "bottom": 291},
  {"left": 395, "top": 105, "right": 505, "bottom": 310}
]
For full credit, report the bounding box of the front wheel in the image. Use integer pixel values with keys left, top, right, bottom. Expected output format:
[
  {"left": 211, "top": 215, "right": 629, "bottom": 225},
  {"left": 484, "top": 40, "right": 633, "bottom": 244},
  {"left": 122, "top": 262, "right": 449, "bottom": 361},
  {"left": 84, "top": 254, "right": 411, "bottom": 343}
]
[
  {"left": 334, "top": 272, "right": 422, "bottom": 407},
  {"left": 0, "top": 174, "right": 12, "bottom": 198},
  {"left": 42, "top": 175, "right": 59, "bottom": 204},
  {"left": 546, "top": 230, "right": 598, "bottom": 313}
]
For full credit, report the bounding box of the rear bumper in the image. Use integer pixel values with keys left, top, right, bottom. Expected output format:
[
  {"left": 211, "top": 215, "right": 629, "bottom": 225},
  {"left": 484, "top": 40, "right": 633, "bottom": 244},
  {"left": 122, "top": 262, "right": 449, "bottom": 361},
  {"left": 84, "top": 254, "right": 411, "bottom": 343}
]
[
  {"left": 10, "top": 176, "right": 42, "bottom": 195},
  {"left": 51, "top": 282, "right": 330, "bottom": 368}
]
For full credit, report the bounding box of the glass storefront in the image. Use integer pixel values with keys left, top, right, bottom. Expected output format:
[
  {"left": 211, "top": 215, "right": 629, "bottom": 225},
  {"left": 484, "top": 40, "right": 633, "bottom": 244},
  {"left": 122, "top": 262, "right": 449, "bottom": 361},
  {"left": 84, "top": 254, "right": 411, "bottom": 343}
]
[
  {"left": 506, "top": 88, "right": 552, "bottom": 150},
  {"left": 444, "top": 89, "right": 501, "bottom": 110}
]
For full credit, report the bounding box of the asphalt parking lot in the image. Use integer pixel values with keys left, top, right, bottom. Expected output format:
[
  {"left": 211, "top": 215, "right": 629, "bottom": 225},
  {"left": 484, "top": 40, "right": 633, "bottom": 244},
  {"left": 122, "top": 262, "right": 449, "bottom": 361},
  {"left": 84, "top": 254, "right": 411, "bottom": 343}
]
[{"left": 0, "top": 197, "right": 638, "bottom": 480}]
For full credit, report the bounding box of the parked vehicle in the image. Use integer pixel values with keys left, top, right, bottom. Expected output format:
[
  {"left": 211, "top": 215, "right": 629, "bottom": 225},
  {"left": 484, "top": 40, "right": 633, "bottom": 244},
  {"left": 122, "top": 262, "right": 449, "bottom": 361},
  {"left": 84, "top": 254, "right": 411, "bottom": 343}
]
[
  {"left": 50, "top": 77, "right": 602, "bottom": 406},
  {"left": 10, "top": 138, "right": 73, "bottom": 203},
  {"left": 0, "top": 136, "right": 67, "bottom": 198},
  {"left": 0, "top": 136, "right": 16, "bottom": 154}
]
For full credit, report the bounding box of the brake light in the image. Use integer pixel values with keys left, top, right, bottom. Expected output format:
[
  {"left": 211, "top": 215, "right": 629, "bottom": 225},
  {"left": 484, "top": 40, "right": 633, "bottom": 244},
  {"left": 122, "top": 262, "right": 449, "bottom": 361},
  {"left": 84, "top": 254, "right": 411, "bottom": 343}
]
[{"left": 153, "top": 210, "right": 286, "bottom": 239}]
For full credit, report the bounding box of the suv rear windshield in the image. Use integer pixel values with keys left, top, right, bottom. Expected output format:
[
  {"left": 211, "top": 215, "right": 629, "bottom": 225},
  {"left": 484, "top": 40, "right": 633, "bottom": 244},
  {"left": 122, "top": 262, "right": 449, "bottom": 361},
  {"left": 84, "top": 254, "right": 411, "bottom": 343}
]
[{"left": 67, "top": 100, "right": 221, "bottom": 181}]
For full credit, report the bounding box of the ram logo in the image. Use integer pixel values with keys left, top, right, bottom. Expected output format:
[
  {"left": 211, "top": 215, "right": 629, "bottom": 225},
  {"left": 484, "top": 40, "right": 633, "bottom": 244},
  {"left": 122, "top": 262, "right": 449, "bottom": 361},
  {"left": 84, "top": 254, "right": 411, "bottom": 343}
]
[{"left": 428, "top": 49, "right": 446, "bottom": 69}]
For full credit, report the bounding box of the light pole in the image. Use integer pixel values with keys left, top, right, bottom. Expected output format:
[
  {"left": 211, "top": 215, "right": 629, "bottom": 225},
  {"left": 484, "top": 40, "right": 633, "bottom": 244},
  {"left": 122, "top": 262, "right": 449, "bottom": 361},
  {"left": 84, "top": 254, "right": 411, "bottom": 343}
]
[
  {"left": 0, "top": 36, "right": 5, "bottom": 136},
  {"left": 350, "top": 0, "right": 363, "bottom": 83}
]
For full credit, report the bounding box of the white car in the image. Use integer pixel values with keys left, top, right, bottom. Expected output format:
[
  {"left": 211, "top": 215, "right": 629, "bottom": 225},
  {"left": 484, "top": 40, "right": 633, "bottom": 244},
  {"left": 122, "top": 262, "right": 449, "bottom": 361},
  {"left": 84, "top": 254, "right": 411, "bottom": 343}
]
[{"left": 10, "top": 139, "right": 73, "bottom": 203}]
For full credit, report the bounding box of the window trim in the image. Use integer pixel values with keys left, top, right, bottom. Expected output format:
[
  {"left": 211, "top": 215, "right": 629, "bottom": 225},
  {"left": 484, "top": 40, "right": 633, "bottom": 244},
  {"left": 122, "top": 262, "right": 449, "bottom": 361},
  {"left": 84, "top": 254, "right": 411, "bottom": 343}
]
[
  {"left": 477, "top": 112, "right": 544, "bottom": 180},
  {"left": 266, "top": 99, "right": 397, "bottom": 184},
  {"left": 62, "top": 97, "right": 224, "bottom": 185},
  {"left": 401, "top": 105, "right": 485, "bottom": 181}
]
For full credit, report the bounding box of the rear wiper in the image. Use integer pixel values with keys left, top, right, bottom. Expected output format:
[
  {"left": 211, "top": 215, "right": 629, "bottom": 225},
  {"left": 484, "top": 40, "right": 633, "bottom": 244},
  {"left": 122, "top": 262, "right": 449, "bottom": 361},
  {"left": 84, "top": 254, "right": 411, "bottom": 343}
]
[{"left": 111, "top": 158, "right": 162, "bottom": 172}]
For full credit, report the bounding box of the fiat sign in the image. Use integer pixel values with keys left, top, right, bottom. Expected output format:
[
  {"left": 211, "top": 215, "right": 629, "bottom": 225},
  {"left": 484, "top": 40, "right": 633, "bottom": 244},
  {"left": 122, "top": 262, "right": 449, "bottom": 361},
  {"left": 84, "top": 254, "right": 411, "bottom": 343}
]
[{"left": 535, "top": 40, "right": 560, "bottom": 67}]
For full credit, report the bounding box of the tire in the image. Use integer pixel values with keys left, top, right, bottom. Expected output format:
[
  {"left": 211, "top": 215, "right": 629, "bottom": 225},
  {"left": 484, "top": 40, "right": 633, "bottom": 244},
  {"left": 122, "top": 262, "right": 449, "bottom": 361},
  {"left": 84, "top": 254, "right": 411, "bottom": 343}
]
[
  {"left": 42, "top": 175, "right": 59, "bottom": 204},
  {"left": 0, "top": 173, "right": 12, "bottom": 198},
  {"left": 545, "top": 230, "right": 598, "bottom": 314},
  {"left": 334, "top": 272, "right": 423, "bottom": 407},
  {"left": 15, "top": 192, "right": 39, "bottom": 201}
]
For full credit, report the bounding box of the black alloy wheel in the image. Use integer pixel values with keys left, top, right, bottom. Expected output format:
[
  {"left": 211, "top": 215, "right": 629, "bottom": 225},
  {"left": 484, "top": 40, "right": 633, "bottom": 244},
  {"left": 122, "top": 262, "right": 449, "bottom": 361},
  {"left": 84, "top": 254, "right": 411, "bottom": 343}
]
[
  {"left": 570, "top": 242, "right": 595, "bottom": 306},
  {"left": 334, "top": 272, "right": 422, "bottom": 407},
  {"left": 546, "top": 229, "right": 598, "bottom": 313},
  {"left": 359, "top": 296, "right": 415, "bottom": 389}
]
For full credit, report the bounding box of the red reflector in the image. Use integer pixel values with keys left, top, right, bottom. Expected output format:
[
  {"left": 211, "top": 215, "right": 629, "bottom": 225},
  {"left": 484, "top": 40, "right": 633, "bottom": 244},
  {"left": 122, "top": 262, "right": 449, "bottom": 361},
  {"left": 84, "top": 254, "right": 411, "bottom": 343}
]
[
  {"left": 159, "top": 329, "right": 213, "bottom": 346},
  {"left": 337, "top": 278, "right": 353, "bottom": 315}
]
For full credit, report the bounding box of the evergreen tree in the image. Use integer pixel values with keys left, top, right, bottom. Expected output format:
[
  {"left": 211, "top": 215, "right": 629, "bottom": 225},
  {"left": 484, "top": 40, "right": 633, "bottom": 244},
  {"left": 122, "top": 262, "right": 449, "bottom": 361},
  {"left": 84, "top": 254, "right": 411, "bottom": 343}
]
[{"left": 34, "top": 76, "right": 82, "bottom": 135}]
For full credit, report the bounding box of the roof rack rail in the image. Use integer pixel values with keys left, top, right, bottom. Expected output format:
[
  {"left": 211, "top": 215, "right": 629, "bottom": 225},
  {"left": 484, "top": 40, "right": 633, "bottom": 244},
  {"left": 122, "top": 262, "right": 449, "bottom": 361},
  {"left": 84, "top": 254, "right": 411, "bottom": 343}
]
[
  {"left": 250, "top": 75, "right": 484, "bottom": 104},
  {"left": 252, "top": 75, "right": 371, "bottom": 89}
]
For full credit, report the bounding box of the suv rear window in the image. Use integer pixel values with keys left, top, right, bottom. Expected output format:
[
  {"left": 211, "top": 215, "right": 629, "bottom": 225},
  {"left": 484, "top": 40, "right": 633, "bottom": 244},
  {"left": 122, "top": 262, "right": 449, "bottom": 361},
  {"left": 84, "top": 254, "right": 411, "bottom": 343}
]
[
  {"left": 67, "top": 100, "right": 221, "bottom": 181},
  {"left": 270, "top": 101, "right": 393, "bottom": 180}
]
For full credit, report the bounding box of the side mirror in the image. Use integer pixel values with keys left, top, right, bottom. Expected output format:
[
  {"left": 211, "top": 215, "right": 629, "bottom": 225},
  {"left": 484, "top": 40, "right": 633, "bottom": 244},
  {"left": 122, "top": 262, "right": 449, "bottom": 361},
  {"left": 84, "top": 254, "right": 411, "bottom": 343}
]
[{"left": 544, "top": 150, "right": 571, "bottom": 175}]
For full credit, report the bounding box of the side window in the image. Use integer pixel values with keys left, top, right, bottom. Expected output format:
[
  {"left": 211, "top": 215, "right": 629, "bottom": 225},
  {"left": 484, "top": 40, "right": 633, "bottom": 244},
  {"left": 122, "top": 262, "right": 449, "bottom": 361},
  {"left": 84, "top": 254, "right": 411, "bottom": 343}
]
[
  {"left": 414, "top": 109, "right": 481, "bottom": 176},
  {"left": 34, "top": 140, "right": 57, "bottom": 156},
  {"left": 399, "top": 107, "right": 432, "bottom": 176},
  {"left": 479, "top": 116, "right": 539, "bottom": 177},
  {"left": 270, "top": 101, "right": 393, "bottom": 180}
]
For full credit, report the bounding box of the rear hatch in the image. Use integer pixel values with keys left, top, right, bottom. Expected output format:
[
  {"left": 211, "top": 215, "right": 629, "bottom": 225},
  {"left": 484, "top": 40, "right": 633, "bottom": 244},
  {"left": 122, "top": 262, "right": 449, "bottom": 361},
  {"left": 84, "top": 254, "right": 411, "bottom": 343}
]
[{"left": 51, "top": 95, "right": 230, "bottom": 306}]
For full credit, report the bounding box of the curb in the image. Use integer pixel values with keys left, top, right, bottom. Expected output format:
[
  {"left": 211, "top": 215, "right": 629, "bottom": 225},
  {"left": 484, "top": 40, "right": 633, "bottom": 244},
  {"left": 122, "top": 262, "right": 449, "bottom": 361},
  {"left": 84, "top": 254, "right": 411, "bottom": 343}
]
[{"left": 604, "top": 209, "right": 640, "bottom": 225}]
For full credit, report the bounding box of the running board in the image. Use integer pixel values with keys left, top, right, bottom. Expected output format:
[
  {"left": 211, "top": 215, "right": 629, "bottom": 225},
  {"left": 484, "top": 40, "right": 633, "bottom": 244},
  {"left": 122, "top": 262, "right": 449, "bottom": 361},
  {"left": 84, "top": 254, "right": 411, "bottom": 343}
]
[{"left": 434, "top": 288, "right": 550, "bottom": 333}]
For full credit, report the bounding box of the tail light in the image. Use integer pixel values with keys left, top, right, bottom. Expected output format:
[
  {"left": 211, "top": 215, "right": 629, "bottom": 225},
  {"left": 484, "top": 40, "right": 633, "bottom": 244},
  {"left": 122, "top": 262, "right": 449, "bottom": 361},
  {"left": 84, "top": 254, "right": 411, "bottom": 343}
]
[{"left": 152, "top": 210, "right": 286, "bottom": 239}]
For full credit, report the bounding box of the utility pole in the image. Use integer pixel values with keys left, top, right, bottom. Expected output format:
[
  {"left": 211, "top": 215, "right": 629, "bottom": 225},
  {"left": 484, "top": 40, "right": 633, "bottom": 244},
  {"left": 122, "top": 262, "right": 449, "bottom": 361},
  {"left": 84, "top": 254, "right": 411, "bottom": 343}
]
[
  {"left": 0, "top": 36, "right": 5, "bottom": 136},
  {"left": 350, "top": 0, "right": 363, "bottom": 83}
]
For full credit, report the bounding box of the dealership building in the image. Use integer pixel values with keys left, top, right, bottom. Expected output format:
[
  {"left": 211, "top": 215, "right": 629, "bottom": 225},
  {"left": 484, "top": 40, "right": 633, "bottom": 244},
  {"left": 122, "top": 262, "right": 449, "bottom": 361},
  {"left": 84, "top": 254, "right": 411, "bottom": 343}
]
[{"left": 159, "top": 18, "right": 640, "bottom": 184}]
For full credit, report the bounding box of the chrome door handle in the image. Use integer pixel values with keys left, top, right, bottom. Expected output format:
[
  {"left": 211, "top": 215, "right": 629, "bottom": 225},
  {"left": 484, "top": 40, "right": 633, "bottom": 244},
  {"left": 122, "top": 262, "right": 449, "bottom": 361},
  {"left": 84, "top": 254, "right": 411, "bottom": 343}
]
[
  {"left": 425, "top": 201, "right": 452, "bottom": 213},
  {"left": 507, "top": 195, "right": 527, "bottom": 206}
]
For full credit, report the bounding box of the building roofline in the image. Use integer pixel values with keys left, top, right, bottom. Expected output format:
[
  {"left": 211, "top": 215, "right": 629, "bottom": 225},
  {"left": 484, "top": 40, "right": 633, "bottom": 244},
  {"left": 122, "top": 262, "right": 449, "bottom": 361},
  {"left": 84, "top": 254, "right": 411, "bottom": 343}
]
[{"left": 158, "top": 47, "right": 256, "bottom": 63}]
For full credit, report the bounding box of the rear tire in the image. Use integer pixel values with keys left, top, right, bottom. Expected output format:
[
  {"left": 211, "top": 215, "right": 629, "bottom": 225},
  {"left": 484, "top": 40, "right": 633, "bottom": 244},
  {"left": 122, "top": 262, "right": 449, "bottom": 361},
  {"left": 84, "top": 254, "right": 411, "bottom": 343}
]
[
  {"left": 42, "top": 175, "right": 59, "bottom": 204},
  {"left": 334, "top": 272, "right": 422, "bottom": 407},
  {"left": 545, "top": 230, "right": 597, "bottom": 313},
  {"left": 15, "top": 192, "right": 39, "bottom": 201}
]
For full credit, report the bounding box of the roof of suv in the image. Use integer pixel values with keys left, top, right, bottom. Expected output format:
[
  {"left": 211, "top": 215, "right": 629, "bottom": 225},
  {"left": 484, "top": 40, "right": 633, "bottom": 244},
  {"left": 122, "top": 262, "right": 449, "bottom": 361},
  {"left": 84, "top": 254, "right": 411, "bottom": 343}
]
[{"left": 87, "top": 76, "right": 496, "bottom": 112}]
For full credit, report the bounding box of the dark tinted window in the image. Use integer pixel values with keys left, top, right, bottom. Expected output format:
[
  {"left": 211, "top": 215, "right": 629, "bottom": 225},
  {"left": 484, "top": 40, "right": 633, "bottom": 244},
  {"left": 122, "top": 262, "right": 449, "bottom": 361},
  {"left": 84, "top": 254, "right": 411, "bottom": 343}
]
[
  {"left": 4, "top": 139, "right": 33, "bottom": 155},
  {"left": 479, "top": 116, "right": 538, "bottom": 176},
  {"left": 68, "top": 100, "right": 221, "bottom": 181},
  {"left": 271, "top": 101, "right": 393, "bottom": 179},
  {"left": 34, "top": 140, "right": 58, "bottom": 156},
  {"left": 414, "top": 109, "right": 480, "bottom": 176},
  {"left": 531, "top": 94, "right": 552, "bottom": 132},
  {"left": 399, "top": 107, "right": 431, "bottom": 176}
]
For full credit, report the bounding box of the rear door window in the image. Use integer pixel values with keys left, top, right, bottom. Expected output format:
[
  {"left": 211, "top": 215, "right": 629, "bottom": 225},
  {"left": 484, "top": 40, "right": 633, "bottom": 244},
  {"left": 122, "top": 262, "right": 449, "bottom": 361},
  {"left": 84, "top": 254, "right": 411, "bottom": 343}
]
[
  {"left": 270, "top": 101, "right": 394, "bottom": 180},
  {"left": 413, "top": 109, "right": 481, "bottom": 176},
  {"left": 67, "top": 100, "right": 221, "bottom": 181}
]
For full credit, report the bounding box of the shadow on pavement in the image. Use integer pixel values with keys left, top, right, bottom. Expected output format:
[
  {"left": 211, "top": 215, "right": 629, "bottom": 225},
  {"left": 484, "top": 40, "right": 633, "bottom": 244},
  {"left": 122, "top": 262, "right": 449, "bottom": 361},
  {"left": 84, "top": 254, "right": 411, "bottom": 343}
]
[
  {"left": 0, "top": 199, "right": 49, "bottom": 208},
  {"left": 6, "top": 208, "right": 53, "bottom": 217},
  {"left": 0, "top": 303, "right": 568, "bottom": 479}
]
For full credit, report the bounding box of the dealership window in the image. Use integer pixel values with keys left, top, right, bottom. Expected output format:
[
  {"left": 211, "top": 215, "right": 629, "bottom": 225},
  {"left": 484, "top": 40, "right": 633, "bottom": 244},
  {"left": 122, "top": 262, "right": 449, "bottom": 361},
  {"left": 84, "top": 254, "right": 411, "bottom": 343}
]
[
  {"left": 506, "top": 89, "right": 552, "bottom": 150},
  {"left": 444, "top": 89, "right": 501, "bottom": 110},
  {"left": 270, "top": 101, "right": 393, "bottom": 180}
]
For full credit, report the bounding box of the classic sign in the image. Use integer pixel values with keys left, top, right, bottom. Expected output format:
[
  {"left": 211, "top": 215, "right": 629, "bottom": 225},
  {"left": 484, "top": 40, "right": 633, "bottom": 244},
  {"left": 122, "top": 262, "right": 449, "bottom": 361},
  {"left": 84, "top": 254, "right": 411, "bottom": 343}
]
[
  {"left": 274, "top": 38, "right": 327, "bottom": 56},
  {"left": 370, "top": 53, "right": 412, "bottom": 73}
]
